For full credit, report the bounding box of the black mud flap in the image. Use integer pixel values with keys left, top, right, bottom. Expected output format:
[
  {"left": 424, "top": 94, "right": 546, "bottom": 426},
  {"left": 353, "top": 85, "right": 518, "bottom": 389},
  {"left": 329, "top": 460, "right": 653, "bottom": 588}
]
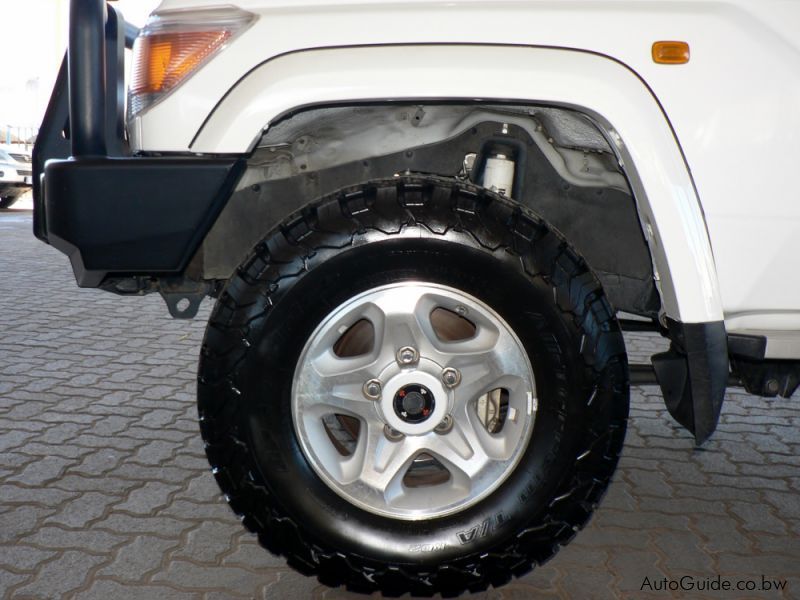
[{"left": 652, "top": 320, "right": 729, "bottom": 445}]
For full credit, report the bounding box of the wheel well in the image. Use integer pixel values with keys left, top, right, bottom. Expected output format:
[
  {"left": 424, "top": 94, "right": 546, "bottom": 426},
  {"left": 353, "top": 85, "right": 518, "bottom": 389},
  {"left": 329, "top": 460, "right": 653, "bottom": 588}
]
[{"left": 198, "top": 103, "right": 660, "bottom": 318}]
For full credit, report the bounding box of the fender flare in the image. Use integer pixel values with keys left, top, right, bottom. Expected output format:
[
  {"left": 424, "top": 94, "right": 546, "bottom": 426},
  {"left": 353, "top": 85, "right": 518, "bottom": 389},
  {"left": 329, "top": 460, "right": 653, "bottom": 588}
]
[{"left": 191, "top": 44, "right": 723, "bottom": 325}]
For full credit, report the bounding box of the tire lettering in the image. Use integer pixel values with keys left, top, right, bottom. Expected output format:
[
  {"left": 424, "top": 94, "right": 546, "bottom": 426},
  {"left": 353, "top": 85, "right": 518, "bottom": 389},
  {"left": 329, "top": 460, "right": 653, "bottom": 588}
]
[
  {"left": 457, "top": 513, "right": 509, "bottom": 544},
  {"left": 408, "top": 542, "right": 447, "bottom": 553}
]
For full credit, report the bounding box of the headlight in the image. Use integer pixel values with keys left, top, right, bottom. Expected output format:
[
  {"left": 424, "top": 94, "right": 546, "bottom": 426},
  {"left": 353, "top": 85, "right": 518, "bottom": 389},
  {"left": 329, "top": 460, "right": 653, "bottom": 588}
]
[{"left": 128, "top": 6, "right": 256, "bottom": 120}]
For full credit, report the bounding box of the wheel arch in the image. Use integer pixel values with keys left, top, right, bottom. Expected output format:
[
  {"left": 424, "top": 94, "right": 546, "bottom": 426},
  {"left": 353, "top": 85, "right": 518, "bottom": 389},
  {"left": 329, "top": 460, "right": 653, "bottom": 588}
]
[{"left": 189, "top": 44, "right": 722, "bottom": 325}]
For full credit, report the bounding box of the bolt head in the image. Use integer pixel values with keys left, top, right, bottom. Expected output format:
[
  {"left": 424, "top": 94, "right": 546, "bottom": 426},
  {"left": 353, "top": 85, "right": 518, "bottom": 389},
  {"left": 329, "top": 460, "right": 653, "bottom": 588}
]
[
  {"left": 441, "top": 367, "right": 461, "bottom": 388},
  {"left": 396, "top": 346, "right": 419, "bottom": 365},
  {"left": 766, "top": 379, "right": 780, "bottom": 395},
  {"left": 363, "top": 379, "right": 382, "bottom": 400},
  {"left": 435, "top": 415, "right": 454, "bottom": 434},
  {"left": 454, "top": 305, "right": 468, "bottom": 316},
  {"left": 384, "top": 424, "right": 405, "bottom": 442}
]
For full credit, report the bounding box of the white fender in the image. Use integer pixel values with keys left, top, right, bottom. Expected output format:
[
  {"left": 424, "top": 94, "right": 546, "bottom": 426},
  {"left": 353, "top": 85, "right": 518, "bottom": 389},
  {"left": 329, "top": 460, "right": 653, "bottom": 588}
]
[{"left": 189, "top": 45, "right": 724, "bottom": 324}]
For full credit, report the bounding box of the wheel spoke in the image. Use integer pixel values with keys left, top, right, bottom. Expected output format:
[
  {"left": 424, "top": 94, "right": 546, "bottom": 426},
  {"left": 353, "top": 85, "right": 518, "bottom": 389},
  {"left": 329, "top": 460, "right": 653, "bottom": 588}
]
[
  {"left": 426, "top": 422, "right": 491, "bottom": 480},
  {"left": 310, "top": 347, "right": 378, "bottom": 384},
  {"left": 452, "top": 355, "right": 504, "bottom": 409},
  {"left": 298, "top": 392, "right": 377, "bottom": 422},
  {"left": 353, "top": 423, "right": 419, "bottom": 497},
  {"left": 369, "top": 293, "right": 442, "bottom": 365}
]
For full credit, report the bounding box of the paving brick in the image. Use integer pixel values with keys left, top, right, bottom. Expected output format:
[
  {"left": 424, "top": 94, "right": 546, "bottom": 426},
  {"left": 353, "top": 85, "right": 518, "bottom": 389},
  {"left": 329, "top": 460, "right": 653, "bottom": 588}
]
[
  {"left": 0, "top": 545, "right": 58, "bottom": 572},
  {"left": 728, "top": 501, "right": 789, "bottom": 536},
  {"left": 222, "top": 535, "right": 287, "bottom": 570},
  {"left": 0, "top": 572, "right": 30, "bottom": 598},
  {"left": 113, "top": 481, "right": 183, "bottom": 515},
  {"left": 12, "top": 550, "right": 107, "bottom": 599},
  {"left": 96, "top": 535, "right": 179, "bottom": 582},
  {"left": 573, "top": 526, "right": 652, "bottom": 550},
  {"left": 16, "top": 441, "right": 95, "bottom": 460},
  {"left": 556, "top": 568, "right": 617, "bottom": 600},
  {"left": 0, "top": 430, "right": 37, "bottom": 452},
  {"left": 0, "top": 506, "right": 56, "bottom": 544},
  {"left": 608, "top": 550, "right": 669, "bottom": 595},
  {"left": 131, "top": 439, "right": 182, "bottom": 465},
  {"left": 652, "top": 530, "right": 715, "bottom": 572},
  {"left": 690, "top": 514, "right": 757, "bottom": 555},
  {"left": 94, "top": 513, "right": 196, "bottom": 538},
  {"left": 90, "top": 415, "right": 138, "bottom": 436},
  {"left": 172, "top": 521, "right": 238, "bottom": 564},
  {"left": 52, "top": 474, "right": 144, "bottom": 495},
  {"left": 157, "top": 499, "right": 234, "bottom": 522},
  {"left": 68, "top": 448, "right": 127, "bottom": 476},
  {"left": 601, "top": 510, "right": 691, "bottom": 532},
  {"left": 76, "top": 579, "right": 201, "bottom": 600},
  {"left": 636, "top": 495, "right": 727, "bottom": 517},
  {"left": 44, "top": 492, "right": 120, "bottom": 528},
  {"left": 1, "top": 484, "right": 78, "bottom": 508},
  {"left": 22, "top": 526, "right": 127, "bottom": 553},
  {"left": 153, "top": 559, "right": 276, "bottom": 595}
]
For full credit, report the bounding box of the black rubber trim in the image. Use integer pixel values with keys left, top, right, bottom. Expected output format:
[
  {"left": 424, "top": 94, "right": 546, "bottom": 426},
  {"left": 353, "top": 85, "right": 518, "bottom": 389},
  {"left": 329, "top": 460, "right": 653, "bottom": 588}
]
[
  {"left": 43, "top": 157, "right": 246, "bottom": 287},
  {"left": 727, "top": 333, "right": 767, "bottom": 361},
  {"left": 652, "top": 319, "right": 728, "bottom": 445}
]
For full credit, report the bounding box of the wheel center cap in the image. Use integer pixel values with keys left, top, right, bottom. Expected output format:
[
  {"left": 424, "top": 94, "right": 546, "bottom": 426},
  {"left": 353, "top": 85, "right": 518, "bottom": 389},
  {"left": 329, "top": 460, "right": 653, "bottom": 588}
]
[{"left": 393, "top": 384, "right": 435, "bottom": 423}]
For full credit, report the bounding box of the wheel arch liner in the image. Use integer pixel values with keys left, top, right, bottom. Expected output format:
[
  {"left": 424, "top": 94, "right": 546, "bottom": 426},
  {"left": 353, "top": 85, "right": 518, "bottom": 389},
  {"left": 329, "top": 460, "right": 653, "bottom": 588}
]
[{"left": 187, "top": 44, "right": 723, "bottom": 325}]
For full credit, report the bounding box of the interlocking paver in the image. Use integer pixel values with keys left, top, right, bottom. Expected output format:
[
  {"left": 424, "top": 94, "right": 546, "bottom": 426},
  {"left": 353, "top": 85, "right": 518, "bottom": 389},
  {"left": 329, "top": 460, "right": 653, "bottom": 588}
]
[
  {"left": 172, "top": 521, "right": 238, "bottom": 564},
  {"left": 76, "top": 579, "right": 199, "bottom": 600},
  {"left": 21, "top": 526, "right": 128, "bottom": 553},
  {"left": 1, "top": 211, "right": 799, "bottom": 599},
  {"left": 11, "top": 550, "right": 107, "bottom": 599},
  {"left": 95, "top": 535, "right": 179, "bottom": 582},
  {"left": 0, "top": 507, "right": 57, "bottom": 544},
  {"left": 0, "top": 545, "right": 58, "bottom": 572}
]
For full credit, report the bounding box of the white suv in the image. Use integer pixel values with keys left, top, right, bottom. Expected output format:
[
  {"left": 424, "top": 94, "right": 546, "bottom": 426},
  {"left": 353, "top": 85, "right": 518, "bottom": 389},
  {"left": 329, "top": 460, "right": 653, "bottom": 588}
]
[
  {"left": 0, "top": 146, "right": 32, "bottom": 209},
  {"left": 32, "top": 0, "right": 800, "bottom": 594}
]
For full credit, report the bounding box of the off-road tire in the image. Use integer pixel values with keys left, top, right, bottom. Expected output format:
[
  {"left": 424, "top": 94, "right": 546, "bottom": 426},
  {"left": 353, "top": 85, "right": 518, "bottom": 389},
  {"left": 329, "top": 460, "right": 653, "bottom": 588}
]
[
  {"left": 198, "top": 176, "right": 628, "bottom": 596},
  {"left": 0, "top": 195, "right": 20, "bottom": 209}
]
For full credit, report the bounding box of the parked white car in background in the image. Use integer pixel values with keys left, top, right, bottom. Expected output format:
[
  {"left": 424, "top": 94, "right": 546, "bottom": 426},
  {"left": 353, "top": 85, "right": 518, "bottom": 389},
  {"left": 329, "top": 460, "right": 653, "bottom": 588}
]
[
  {"left": 33, "top": 0, "right": 800, "bottom": 595},
  {"left": 0, "top": 146, "right": 32, "bottom": 209}
]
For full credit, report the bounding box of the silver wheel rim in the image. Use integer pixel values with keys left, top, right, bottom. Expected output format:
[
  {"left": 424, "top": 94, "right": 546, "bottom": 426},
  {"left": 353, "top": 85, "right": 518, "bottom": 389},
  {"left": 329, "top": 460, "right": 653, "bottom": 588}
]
[{"left": 291, "top": 282, "right": 537, "bottom": 520}]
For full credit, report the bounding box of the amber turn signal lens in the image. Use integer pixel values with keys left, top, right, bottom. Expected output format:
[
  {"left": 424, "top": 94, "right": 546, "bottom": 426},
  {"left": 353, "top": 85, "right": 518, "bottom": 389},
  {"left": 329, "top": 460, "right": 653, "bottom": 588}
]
[
  {"left": 652, "top": 41, "right": 690, "bottom": 65},
  {"left": 131, "top": 30, "right": 231, "bottom": 96},
  {"left": 127, "top": 7, "right": 255, "bottom": 119}
]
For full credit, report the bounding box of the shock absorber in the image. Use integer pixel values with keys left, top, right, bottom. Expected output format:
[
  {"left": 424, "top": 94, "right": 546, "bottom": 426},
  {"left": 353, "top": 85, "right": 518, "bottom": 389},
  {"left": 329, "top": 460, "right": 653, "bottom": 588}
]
[{"left": 482, "top": 153, "right": 516, "bottom": 197}]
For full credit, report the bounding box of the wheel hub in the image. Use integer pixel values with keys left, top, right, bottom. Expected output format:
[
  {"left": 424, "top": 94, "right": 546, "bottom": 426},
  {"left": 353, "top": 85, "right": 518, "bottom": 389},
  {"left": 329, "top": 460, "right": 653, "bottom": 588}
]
[
  {"left": 378, "top": 366, "right": 449, "bottom": 436},
  {"left": 394, "top": 384, "right": 435, "bottom": 423}
]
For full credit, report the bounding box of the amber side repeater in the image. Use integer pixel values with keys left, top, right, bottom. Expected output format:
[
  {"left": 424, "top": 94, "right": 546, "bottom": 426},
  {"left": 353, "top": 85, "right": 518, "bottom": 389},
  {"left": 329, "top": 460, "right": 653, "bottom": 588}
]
[{"left": 652, "top": 41, "right": 690, "bottom": 64}]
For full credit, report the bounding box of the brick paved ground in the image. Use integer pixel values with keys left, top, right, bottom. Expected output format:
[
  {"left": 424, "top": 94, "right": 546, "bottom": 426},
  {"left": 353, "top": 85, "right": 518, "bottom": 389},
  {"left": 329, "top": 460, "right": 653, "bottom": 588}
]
[{"left": 1, "top": 209, "right": 798, "bottom": 599}]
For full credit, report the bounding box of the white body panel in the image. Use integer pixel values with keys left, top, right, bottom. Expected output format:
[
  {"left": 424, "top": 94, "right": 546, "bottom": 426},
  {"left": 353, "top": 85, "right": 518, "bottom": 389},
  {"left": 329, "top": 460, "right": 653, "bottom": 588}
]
[{"left": 131, "top": 0, "right": 800, "bottom": 339}]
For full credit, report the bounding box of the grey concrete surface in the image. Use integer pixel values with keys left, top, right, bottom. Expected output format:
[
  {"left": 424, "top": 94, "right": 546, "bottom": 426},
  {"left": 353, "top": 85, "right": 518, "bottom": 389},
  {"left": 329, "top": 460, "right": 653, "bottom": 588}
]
[{"left": 1, "top": 210, "right": 798, "bottom": 599}]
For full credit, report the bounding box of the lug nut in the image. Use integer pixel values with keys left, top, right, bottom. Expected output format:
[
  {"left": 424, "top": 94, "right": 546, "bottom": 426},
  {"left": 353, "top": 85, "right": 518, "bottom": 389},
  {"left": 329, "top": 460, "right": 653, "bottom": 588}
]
[
  {"left": 384, "top": 424, "right": 405, "bottom": 442},
  {"left": 441, "top": 367, "right": 461, "bottom": 388},
  {"left": 435, "top": 415, "right": 454, "bottom": 434},
  {"left": 363, "top": 379, "right": 382, "bottom": 400},
  {"left": 396, "top": 346, "right": 419, "bottom": 365}
]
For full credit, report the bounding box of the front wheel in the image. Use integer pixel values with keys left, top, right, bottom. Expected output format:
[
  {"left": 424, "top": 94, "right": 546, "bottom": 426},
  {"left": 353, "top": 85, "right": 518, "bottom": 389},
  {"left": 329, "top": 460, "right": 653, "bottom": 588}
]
[{"left": 198, "top": 176, "right": 628, "bottom": 595}]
